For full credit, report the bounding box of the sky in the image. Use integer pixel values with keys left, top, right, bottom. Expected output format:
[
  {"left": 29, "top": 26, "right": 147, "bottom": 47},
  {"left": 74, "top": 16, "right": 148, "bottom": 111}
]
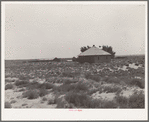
[{"left": 4, "top": 2, "right": 146, "bottom": 60}]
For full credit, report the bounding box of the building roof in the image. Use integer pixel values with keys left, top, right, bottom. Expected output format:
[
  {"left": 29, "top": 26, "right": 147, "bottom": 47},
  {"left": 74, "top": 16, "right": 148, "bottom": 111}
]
[{"left": 78, "top": 46, "right": 111, "bottom": 56}]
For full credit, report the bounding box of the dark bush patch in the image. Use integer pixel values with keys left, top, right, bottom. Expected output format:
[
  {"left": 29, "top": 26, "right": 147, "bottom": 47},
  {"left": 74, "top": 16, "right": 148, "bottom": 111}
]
[
  {"left": 116, "top": 95, "right": 129, "bottom": 108},
  {"left": 5, "top": 102, "right": 12, "bottom": 108},
  {"left": 54, "top": 82, "right": 88, "bottom": 93},
  {"left": 5, "top": 84, "right": 13, "bottom": 90},
  {"left": 101, "top": 86, "right": 122, "bottom": 93},
  {"left": 104, "top": 77, "right": 120, "bottom": 84},
  {"left": 65, "top": 92, "right": 89, "bottom": 108},
  {"left": 62, "top": 70, "right": 81, "bottom": 78},
  {"left": 65, "top": 92, "right": 117, "bottom": 108},
  {"left": 42, "top": 97, "right": 47, "bottom": 101},
  {"left": 48, "top": 98, "right": 56, "bottom": 105},
  {"left": 15, "top": 80, "right": 29, "bottom": 86},
  {"left": 26, "top": 82, "right": 54, "bottom": 90},
  {"left": 85, "top": 73, "right": 100, "bottom": 82},
  {"left": 19, "top": 76, "right": 29, "bottom": 81},
  {"left": 129, "top": 79, "right": 144, "bottom": 89},
  {"left": 22, "top": 103, "right": 28, "bottom": 106},
  {"left": 10, "top": 100, "right": 17, "bottom": 104},
  {"left": 22, "top": 90, "right": 39, "bottom": 99},
  {"left": 39, "top": 89, "right": 48, "bottom": 97},
  {"left": 129, "top": 92, "right": 145, "bottom": 108}
]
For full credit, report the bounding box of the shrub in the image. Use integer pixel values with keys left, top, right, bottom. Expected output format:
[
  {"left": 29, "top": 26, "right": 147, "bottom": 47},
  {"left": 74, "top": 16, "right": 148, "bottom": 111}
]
[
  {"left": 39, "top": 89, "right": 48, "bottom": 97},
  {"left": 129, "top": 79, "right": 144, "bottom": 89},
  {"left": 105, "top": 77, "right": 120, "bottom": 84},
  {"left": 54, "top": 82, "right": 88, "bottom": 93},
  {"left": 85, "top": 73, "right": 100, "bottom": 82},
  {"left": 5, "top": 102, "right": 12, "bottom": 108},
  {"left": 15, "top": 80, "right": 29, "bottom": 86},
  {"left": 129, "top": 92, "right": 145, "bottom": 108},
  {"left": 22, "top": 90, "right": 39, "bottom": 99},
  {"left": 10, "top": 100, "right": 17, "bottom": 104},
  {"left": 65, "top": 92, "right": 89, "bottom": 108},
  {"left": 88, "top": 89, "right": 99, "bottom": 95},
  {"left": 63, "top": 79, "right": 78, "bottom": 85},
  {"left": 19, "top": 76, "right": 29, "bottom": 81},
  {"left": 101, "top": 86, "right": 122, "bottom": 93},
  {"left": 5, "top": 84, "right": 13, "bottom": 90},
  {"left": 42, "top": 97, "right": 47, "bottom": 101},
  {"left": 116, "top": 95, "right": 129, "bottom": 108},
  {"left": 48, "top": 97, "right": 56, "bottom": 104},
  {"left": 100, "top": 101, "right": 117, "bottom": 108},
  {"left": 65, "top": 92, "right": 118, "bottom": 108},
  {"left": 39, "top": 83, "right": 54, "bottom": 89}
]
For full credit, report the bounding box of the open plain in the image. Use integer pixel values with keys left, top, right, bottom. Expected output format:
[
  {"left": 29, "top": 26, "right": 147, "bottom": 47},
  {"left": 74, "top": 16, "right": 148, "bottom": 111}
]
[{"left": 5, "top": 55, "right": 145, "bottom": 108}]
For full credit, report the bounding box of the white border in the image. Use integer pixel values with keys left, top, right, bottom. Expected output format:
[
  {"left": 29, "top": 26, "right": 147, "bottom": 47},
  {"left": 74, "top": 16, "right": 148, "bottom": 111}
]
[{"left": 1, "top": 1, "right": 148, "bottom": 121}]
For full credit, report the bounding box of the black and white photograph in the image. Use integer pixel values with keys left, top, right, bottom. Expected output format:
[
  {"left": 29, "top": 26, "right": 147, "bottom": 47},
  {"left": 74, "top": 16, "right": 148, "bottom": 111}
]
[{"left": 1, "top": 1, "right": 148, "bottom": 121}]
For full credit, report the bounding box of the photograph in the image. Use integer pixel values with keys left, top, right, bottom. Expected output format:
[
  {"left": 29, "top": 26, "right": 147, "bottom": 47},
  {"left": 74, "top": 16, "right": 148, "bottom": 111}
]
[{"left": 1, "top": 1, "right": 148, "bottom": 120}]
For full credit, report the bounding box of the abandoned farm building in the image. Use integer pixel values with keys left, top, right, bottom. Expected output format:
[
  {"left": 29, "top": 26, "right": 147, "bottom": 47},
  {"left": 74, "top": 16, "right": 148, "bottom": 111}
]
[{"left": 78, "top": 46, "right": 111, "bottom": 63}]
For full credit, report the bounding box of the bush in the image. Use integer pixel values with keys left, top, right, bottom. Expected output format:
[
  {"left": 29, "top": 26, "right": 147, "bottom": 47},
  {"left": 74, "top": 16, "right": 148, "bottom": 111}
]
[
  {"left": 48, "top": 97, "right": 56, "bottom": 104},
  {"left": 65, "top": 92, "right": 117, "bottom": 108},
  {"left": 42, "top": 97, "right": 47, "bottom": 101},
  {"left": 39, "top": 89, "right": 48, "bottom": 97},
  {"left": 15, "top": 80, "right": 29, "bottom": 86},
  {"left": 22, "top": 90, "right": 39, "bottom": 99},
  {"left": 101, "top": 86, "right": 122, "bottom": 93},
  {"left": 19, "top": 76, "right": 29, "bottom": 81},
  {"left": 65, "top": 92, "right": 89, "bottom": 108},
  {"left": 100, "top": 101, "right": 117, "bottom": 108},
  {"left": 129, "top": 92, "right": 145, "bottom": 108},
  {"left": 39, "top": 83, "right": 54, "bottom": 89},
  {"left": 10, "top": 100, "right": 17, "bottom": 104},
  {"left": 129, "top": 79, "right": 144, "bottom": 89},
  {"left": 116, "top": 95, "right": 129, "bottom": 108},
  {"left": 62, "top": 70, "right": 80, "bottom": 78},
  {"left": 104, "top": 77, "right": 120, "bottom": 84},
  {"left": 55, "top": 82, "right": 88, "bottom": 93},
  {"left": 5, "top": 102, "right": 12, "bottom": 108},
  {"left": 85, "top": 73, "right": 100, "bottom": 82},
  {"left": 5, "top": 84, "right": 13, "bottom": 90}
]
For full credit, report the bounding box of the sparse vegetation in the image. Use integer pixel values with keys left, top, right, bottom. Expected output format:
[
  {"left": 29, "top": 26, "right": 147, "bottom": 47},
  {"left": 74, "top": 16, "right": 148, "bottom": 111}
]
[
  {"left": 5, "top": 55, "right": 145, "bottom": 108},
  {"left": 5, "top": 84, "right": 14, "bottom": 90}
]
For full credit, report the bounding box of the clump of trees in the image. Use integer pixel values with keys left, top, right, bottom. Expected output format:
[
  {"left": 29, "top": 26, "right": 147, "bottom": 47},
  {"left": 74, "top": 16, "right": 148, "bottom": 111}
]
[
  {"left": 80, "top": 45, "right": 91, "bottom": 53},
  {"left": 80, "top": 45, "right": 116, "bottom": 58},
  {"left": 101, "top": 45, "right": 116, "bottom": 58}
]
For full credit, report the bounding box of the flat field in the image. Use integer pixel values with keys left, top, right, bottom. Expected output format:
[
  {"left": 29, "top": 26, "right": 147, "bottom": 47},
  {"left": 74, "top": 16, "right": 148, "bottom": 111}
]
[{"left": 5, "top": 56, "right": 145, "bottom": 108}]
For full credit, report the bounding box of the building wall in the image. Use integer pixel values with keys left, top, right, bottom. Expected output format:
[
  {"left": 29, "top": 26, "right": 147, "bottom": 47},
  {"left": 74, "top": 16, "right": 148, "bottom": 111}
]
[
  {"left": 78, "top": 55, "right": 111, "bottom": 63},
  {"left": 94, "top": 55, "right": 111, "bottom": 63}
]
